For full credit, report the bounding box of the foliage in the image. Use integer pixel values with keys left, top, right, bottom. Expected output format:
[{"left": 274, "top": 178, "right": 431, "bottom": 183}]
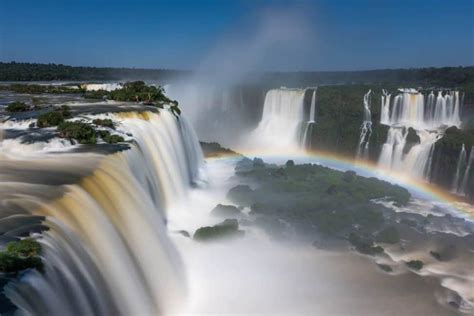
[
  {"left": 0, "top": 238, "right": 42, "bottom": 273},
  {"left": 37, "top": 111, "right": 65, "bottom": 127},
  {"left": 375, "top": 226, "right": 400, "bottom": 244},
  {"left": 6, "top": 238, "right": 41, "bottom": 257},
  {"left": 93, "top": 118, "right": 115, "bottom": 129},
  {"left": 98, "top": 130, "right": 124, "bottom": 144},
  {"left": 5, "top": 101, "right": 30, "bottom": 113},
  {"left": 57, "top": 121, "right": 97, "bottom": 144},
  {"left": 348, "top": 233, "right": 384, "bottom": 255},
  {"left": 0, "top": 61, "right": 188, "bottom": 81},
  {"left": 229, "top": 159, "right": 411, "bottom": 241},
  {"left": 0, "top": 83, "right": 82, "bottom": 94}
]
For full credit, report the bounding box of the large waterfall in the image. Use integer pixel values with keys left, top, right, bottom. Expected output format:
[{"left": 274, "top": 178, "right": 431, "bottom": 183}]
[
  {"left": 356, "top": 90, "right": 372, "bottom": 159},
  {"left": 0, "top": 110, "right": 205, "bottom": 315},
  {"left": 378, "top": 89, "right": 462, "bottom": 179},
  {"left": 250, "top": 88, "right": 306, "bottom": 149}
]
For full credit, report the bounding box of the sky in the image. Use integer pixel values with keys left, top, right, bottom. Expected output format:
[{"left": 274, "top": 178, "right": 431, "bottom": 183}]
[{"left": 0, "top": 0, "right": 472, "bottom": 71}]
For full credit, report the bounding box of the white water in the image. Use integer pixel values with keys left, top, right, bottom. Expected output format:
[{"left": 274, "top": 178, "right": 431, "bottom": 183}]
[
  {"left": 82, "top": 83, "right": 123, "bottom": 91},
  {"left": 378, "top": 90, "right": 462, "bottom": 180},
  {"left": 460, "top": 146, "right": 474, "bottom": 196},
  {"left": 1, "top": 110, "right": 205, "bottom": 315},
  {"left": 302, "top": 89, "right": 317, "bottom": 148},
  {"left": 452, "top": 144, "right": 467, "bottom": 193},
  {"left": 356, "top": 90, "right": 372, "bottom": 159},
  {"left": 250, "top": 88, "right": 306, "bottom": 149}
]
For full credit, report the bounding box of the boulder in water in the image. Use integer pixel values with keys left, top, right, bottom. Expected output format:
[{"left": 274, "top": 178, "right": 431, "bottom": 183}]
[
  {"left": 193, "top": 219, "right": 245, "bottom": 242},
  {"left": 211, "top": 204, "right": 241, "bottom": 218}
]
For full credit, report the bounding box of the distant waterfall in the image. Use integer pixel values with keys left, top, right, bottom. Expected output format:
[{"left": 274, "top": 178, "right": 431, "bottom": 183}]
[
  {"left": 356, "top": 90, "right": 372, "bottom": 159},
  {"left": 452, "top": 144, "right": 467, "bottom": 193},
  {"left": 1, "top": 110, "right": 205, "bottom": 315},
  {"left": 251, "top": 88, "right": 306, "bottom": 149},
  {"left": 302, "top": 89, "right": 317, "bottom": 149},
  {"left": 381, "top": 89, "right": 391, "bottom": 125},
  {"left": 378, "top": 89, "right": 462, "bottom": 180},
  {"left": 459, "top": 146, "right": 474, "bottom": 196}
]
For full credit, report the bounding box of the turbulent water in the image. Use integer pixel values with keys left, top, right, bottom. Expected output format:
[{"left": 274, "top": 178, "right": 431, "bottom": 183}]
[
  {"left": 378, "top": 89, "right": 462, "bottom": 180},
  {"left": 1, "top": 84, "right": 473, "bottom": 315},
  {"left": 0, "top": 108, "right": 205, "bottom": 315}
]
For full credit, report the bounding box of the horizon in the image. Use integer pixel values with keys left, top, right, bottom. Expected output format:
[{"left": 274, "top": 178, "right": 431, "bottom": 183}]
[
  {"left": 1, "top": 0, "right": 473, "bottom": 72},
  {"left": 1, "top": 60, "right": 473, "bottom": 74}
]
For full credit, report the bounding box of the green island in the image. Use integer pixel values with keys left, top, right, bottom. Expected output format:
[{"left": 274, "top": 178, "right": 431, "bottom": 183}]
[
  {"left": 225, "top": 157, "right": 411, "bottom": 254},
  {"left": 0, "top": 238, "right": 43, "bottom": 274}
]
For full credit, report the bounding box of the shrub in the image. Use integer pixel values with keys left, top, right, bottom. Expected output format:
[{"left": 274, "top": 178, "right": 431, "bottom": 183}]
[
  {"left": 6, "top": 238, "right": 41, "bottom": 257},
  {"left": 5, "top": 101, "right": 29, "bottom": 113},
  {"left": 57, "top": 121, "right": 97, "bottom": 144},
  {"left": 0, "top": 238, "right": 43, "bottom": 273},
  {"left": 37, "top": 111, "right": 64, "bottom": 127},
  {"left": 93, "top": 118, "right": 115, "bottom": 129},
  {"left": 98, "top": 130, "right": 124, "bottom": 144}
]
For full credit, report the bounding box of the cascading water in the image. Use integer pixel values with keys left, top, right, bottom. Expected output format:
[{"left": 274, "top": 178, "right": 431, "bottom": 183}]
[
  {"left": 378, "top": 89, "right": 462, "bottom": 180},
  {"left": 301, "top": 89, "right": 317, "bottom": 148},
  {"left": 250, "top": 88, "right": 306, "bottom": 149},
  {"left": 452, "top": 144, "right": 467, "bottom": 193},
  {"left": 356, "top": 90, "right": 372, "bottom": 159},
  {"left": 0, "top": 110, "right": 205, "bottom": 315},
  {"left": 459, "top": 146, "right": 474, "bottom": 196},
  {"left": 381, "top": 89, "right": 391, "bottom": 125}
]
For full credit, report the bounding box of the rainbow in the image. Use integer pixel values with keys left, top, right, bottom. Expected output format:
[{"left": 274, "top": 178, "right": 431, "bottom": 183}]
[{"left": 206, "top": 147, "right": 474, "bottom": 220}]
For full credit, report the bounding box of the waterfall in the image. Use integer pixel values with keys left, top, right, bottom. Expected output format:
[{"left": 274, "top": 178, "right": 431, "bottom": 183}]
[
  {"left": 452, "top": 144, "right": 467, "bottom": 193},
  {"left": 302, "top": 89, "right": 317, "bottom": 149},
  {"left": 251, "top": 88, "right": 306, "bottom": 149},
  {"left": 378, "top": 89, "right": 462, "bottom": 180},
  {"left": 459, "top": 146, "right": 474, "bottom": 196},
  {"left": 0, "top": 110, "right": 205, "bottom": 315},
  {"left": 356, "top": 90, "right": 372, "bottom": 159},
  {"left": 381, "top": 89, "right": 391, "bottom": 125}
]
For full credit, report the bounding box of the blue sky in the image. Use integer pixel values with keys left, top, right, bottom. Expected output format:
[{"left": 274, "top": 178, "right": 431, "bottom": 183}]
[{"left": 0, "top": 0, "right": 472, "bottom": 71}]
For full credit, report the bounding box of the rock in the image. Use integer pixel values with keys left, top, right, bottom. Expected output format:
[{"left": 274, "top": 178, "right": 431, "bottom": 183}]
[
  {"left": 211, "top": 204, "right": 241, "bottom": 218},
  {"left": 429, "top": 250, "right": 442, "bottom": 261},
  {"left": 193, "top": 219, "right": 244, "bottom": 242},
  {"left": 226, "top": 185, "right": 255, "bottom": 207},
  {"left": 405, "top": 260, "right": 423, "bottom": 270},
  {"left": 377, "top": 263, "right": 393, "bottom": 272},
  {"left": 403, "top": 127, "right": 421, "bottom": 154},
  {"left": 176, "top": 230, "right": 190, "bottom": 238},
  {"left": 285, "top": 160, "right": 295, "bottom": 167}
]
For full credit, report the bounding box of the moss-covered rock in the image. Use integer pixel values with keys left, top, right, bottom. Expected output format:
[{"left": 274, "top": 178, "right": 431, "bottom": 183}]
[
  {"left": 405, "top": 260, "right": 424, "bottom": 270},
  {"left": 377, "top": 263, "right": 393, "bottom": 272},
  {"left": 5, "top": 101, "right": 30, "bottom": 113},
  {"left": 193, "top": 219, "right": 245, "bottom": 242}
]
